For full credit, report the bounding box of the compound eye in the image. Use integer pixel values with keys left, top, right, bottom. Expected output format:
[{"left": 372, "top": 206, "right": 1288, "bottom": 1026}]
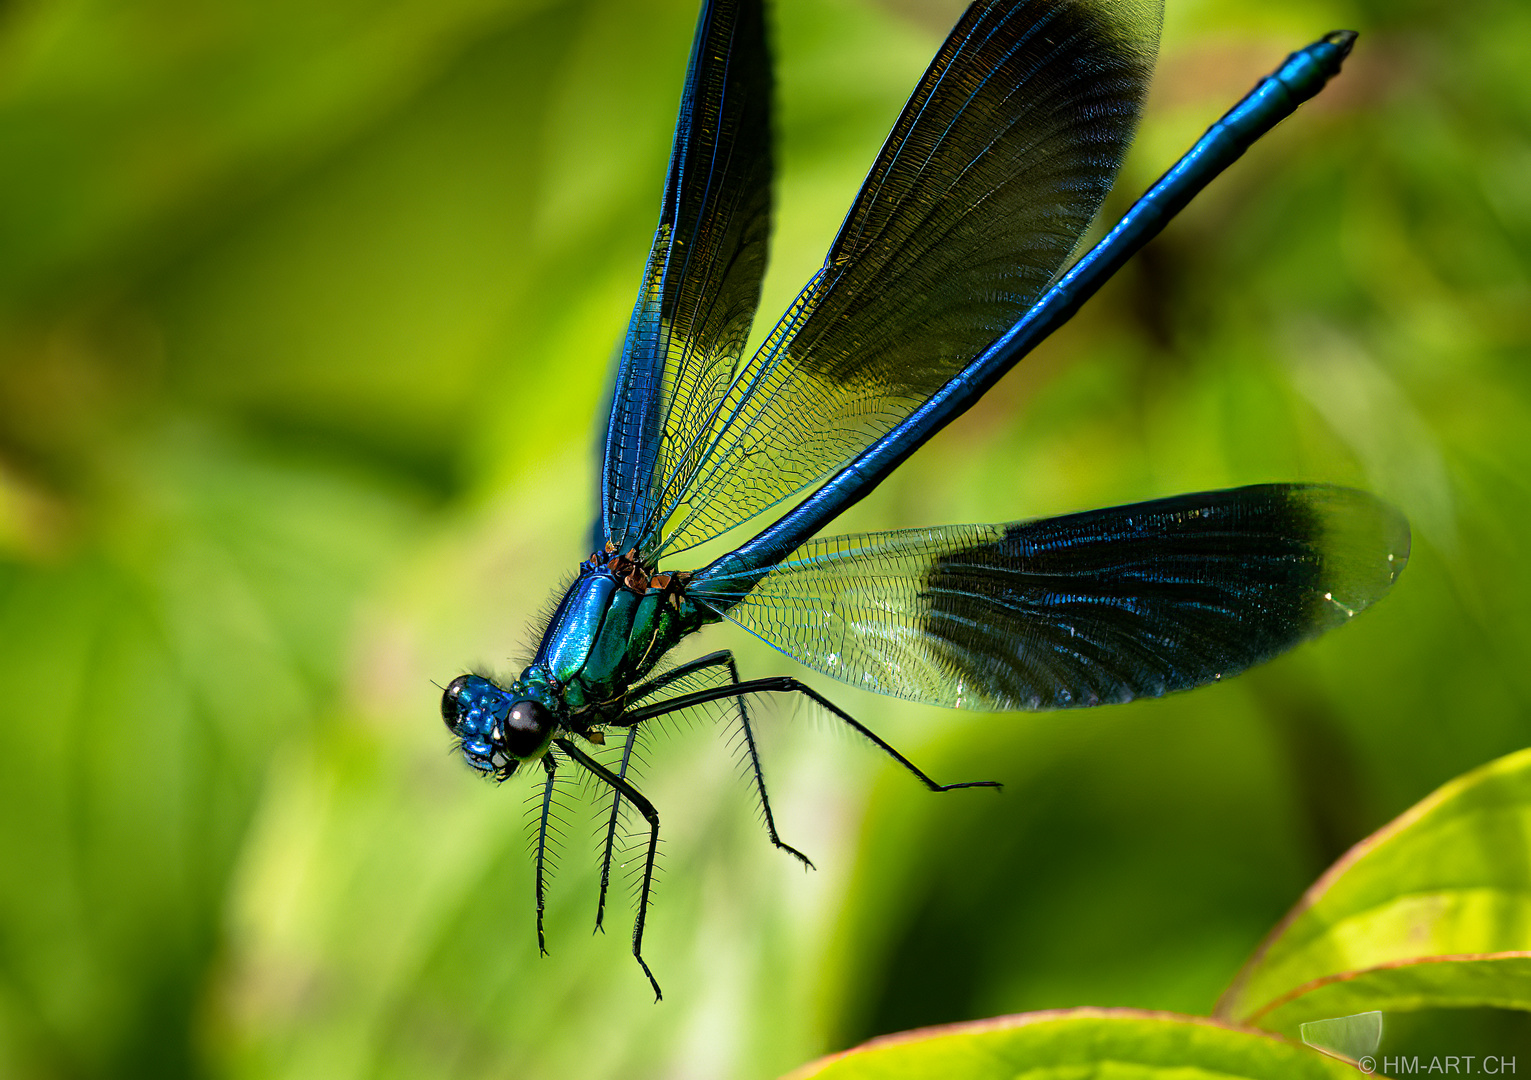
[
  {"left": 441, "top": 674, "right": 472, "bottom": 732},
  {"left": 503, "top": 699, "right": 553, "bottom": 758}
]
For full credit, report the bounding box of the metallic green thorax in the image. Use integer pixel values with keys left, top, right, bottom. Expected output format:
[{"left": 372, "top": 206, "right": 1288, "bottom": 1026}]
[{"left": 534, "top": 554, "right": 715, "bottom": 718}]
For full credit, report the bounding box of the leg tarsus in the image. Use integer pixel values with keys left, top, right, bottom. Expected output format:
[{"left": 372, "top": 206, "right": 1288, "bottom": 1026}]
[{"left": 765, "top": 678, "right": 1002, "bottom": 793}]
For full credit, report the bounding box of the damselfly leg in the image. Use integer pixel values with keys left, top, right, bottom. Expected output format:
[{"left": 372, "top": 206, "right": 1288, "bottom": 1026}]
[
  {"left": 556, "top": 738, "right": 664, "bottom": 1002},
  {"left": 620, "top": 676, "right": 1004, "bottom": 795},
  {"left": 534, "top": 754, "right": 557, "bottom": 955},
  {"left": 617, "top": 650, "right": 814, "bottom": 876}
]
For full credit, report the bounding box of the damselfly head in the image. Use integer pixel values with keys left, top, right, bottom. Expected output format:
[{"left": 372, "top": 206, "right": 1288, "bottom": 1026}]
[
  {"left": 441, "top": 673, "right": 513, "bottom": 776},
  {"left": 440, "top": 673, "right": 557, "bottom": 777}
]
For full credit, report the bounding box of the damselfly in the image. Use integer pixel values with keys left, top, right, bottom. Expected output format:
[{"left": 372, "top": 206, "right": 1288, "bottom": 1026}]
[{"left": 439, "top": 0, "right": 1408, "bottom": 999}]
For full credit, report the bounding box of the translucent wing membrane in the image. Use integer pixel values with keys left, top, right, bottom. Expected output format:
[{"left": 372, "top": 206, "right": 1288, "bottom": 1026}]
[
  {"left": 642, "top": 0, "right": 1162, "bottom": 557},
  {"left": 602, "top": 0, "right": 774, "bottom": 555},
  {"left": 692, "top": 485, "right": 1409, "bottom": 710}
]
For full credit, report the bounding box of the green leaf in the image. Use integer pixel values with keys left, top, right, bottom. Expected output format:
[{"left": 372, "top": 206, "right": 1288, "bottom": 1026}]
[
  {"left": 1271, "top": 958, "right": 1531, "bottom": 1036},
  {"left": 0, "top": 428, "right": 418, "bottom": 1077},
  {"left": 1217, "top": 747, "right": 1531, "bottom": 1034},
  {"left": 785, "top": 1009, "right": 1358, "bottom": 1080},
  {"left": 0, "top": 0, "right": 543, "bottom": 298}
]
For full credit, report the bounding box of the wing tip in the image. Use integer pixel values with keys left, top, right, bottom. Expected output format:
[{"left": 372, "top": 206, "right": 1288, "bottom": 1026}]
[{"left": 1297, "top": 484, "right": 1411, "bottom": 617}]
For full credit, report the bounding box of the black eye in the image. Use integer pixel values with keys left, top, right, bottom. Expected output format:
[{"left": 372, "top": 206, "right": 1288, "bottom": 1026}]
[
  {"left": 441, "top": 675, "right": 472, "bottom": 732},
  {"left": 503, "top": 699, "right": 553, "bottom": 758}
]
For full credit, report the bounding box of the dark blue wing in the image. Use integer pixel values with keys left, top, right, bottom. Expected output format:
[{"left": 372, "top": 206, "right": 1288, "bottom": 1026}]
[
  {"left": 638, "top": 0, "right": 1162, "bottom": 559},
  {"left": 601, "top": 0, "right": 773, "bottom": 556},
  {"left": 691, "top": 485, "right": 1409, "bottom": 710}
]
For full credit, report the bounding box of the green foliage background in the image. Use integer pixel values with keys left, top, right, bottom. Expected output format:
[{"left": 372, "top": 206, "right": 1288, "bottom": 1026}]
[{"left": 0, "top": 0, "right": 1526, "bottom": 1076}]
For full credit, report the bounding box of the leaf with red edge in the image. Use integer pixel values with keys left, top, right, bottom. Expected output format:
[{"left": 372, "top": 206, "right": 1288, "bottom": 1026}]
[
  {"left": 1218, "top": 747, "right": 1531, "bottom": 1034},
  {"left": 785, "top": 1008, "right": 1360, "bottom": 1080}
]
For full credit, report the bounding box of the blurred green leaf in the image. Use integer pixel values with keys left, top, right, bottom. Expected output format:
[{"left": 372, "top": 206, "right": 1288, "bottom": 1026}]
[
  {"left": 786, "top": 1009, "right": 1358, "bottom": 1080},
  {"left": 0, "top": 428, "right": 420, "bottom": 1077},
  {"left": 1218, "top": 747, "right": 1531, "bottom": 1034},
  {"left": 0, "top": 0, "right": 547, "bottom": 299}
]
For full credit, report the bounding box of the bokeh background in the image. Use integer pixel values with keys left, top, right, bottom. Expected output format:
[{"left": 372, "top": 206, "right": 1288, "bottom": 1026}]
[{"left": 0, "top": 0, "right": 1527, "bottom": 1076}]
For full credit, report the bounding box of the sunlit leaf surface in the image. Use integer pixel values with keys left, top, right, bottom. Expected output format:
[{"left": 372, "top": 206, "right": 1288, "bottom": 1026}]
[
  {"left": 787, "top": 1009, "right": 1358, "bottom": 1080},
  {"left": 1218, "top": 748, "right": 1531, "bottom": 1034}
]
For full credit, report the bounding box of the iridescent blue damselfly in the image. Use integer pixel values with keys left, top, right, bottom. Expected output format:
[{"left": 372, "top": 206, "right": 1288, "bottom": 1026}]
[{"left": 439, "top": 0, "right": 1408, "bottom": 999}]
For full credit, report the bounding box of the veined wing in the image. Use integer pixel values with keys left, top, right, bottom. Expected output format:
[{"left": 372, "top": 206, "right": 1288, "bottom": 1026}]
[
  {"left": 602, "top": 0, "right": 773, "bottom": 556},
  {"left": 643, "top": 0, "right": 1162, "bottom": 558},
  {"left": 690, "top": 485, "right": 1409, "bottom": 710}
]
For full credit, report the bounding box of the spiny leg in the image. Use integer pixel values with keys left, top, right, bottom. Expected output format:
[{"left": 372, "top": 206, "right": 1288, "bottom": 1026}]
[
  {"left": 589, "top": 652, "right": 733, "bottom": 929},
  {"left": 556, "top": 737, "right": 664, "bottom": 1002},
  {"left": 721, "top": 657, "right": 816, "bottom": 870},
  {"left": 589, "top": 652, "right": 734, "bottom": 934},
  {"left": 594, "top": 724, "right": 638, "bottom": 934},
  {"left": 534, "top": 752, "right": 558, "bottom": 955},
  {"left": 626, "top": 651, "right": 813, "bottom": 869},
  {"left": 621, "top": 676, "right": 1003, "bottom": 794}
]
